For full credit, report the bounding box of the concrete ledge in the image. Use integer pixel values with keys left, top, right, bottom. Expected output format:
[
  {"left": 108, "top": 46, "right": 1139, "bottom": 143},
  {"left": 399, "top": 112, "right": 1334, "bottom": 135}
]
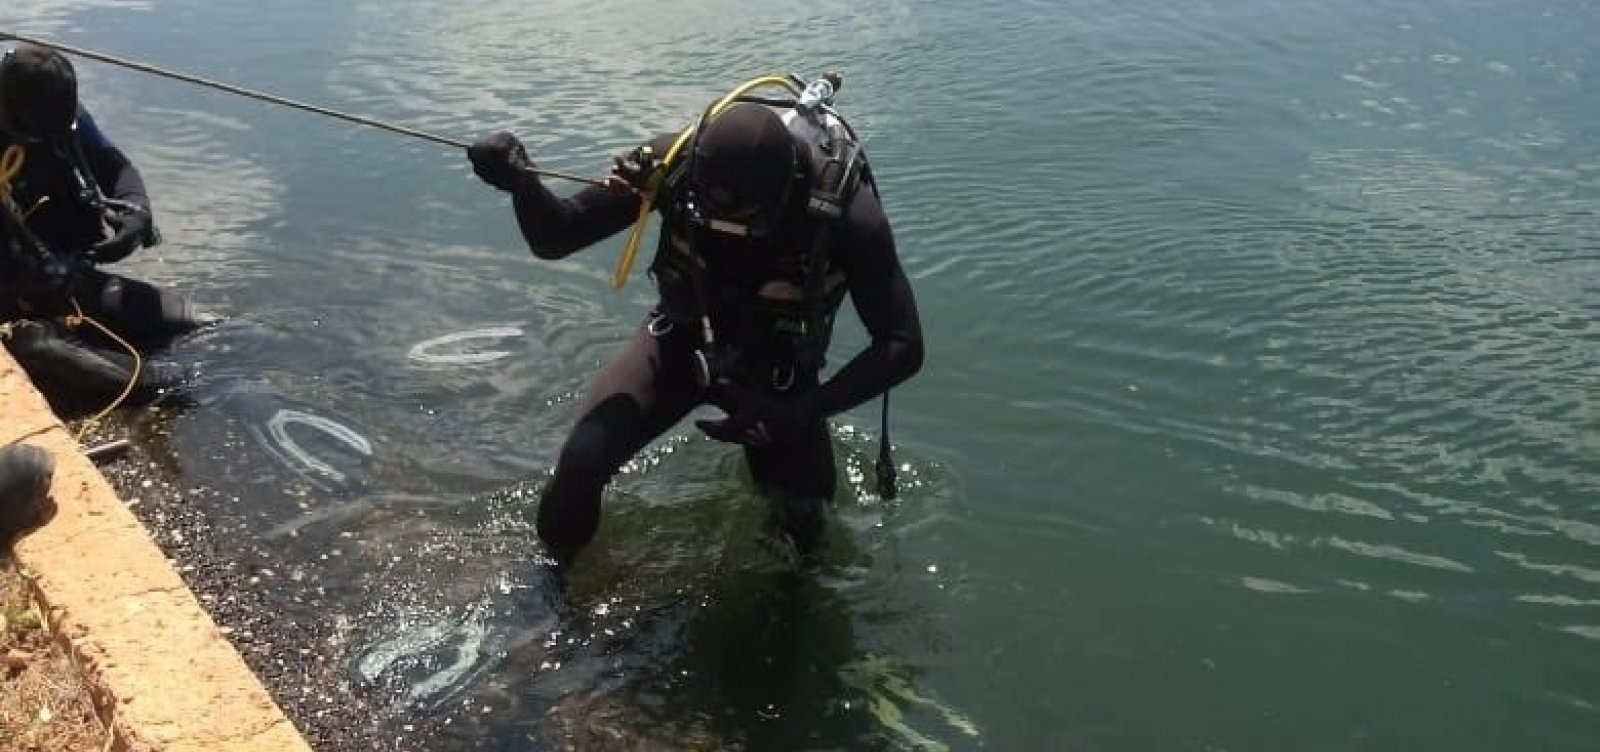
[{"left": 2, "top": 348, "right": 312, "bottom": 752}]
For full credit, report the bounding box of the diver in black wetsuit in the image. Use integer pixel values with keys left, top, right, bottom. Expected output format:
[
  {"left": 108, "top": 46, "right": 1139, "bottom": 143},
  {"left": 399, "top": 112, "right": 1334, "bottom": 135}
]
[
  {"left": 0, "top": 44, "right": 205, "bottom": 417},
  {"left": 468, "top": 78, "right": 923, "bottom": 557}
]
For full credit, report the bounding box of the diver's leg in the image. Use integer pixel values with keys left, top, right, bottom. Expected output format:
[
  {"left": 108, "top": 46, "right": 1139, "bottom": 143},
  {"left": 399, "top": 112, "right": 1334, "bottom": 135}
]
[
  {"left": 537, "top": 321, "right": 701, "bottom": 554},
  {"left": 2, "top": 319, "right": 185, "bottom": 417},
  {"left": 744, "top": 414, "right": 837, "bottom": 555},
  {"left": 72, "top": 269, "right": 212, "bottom": 348}
]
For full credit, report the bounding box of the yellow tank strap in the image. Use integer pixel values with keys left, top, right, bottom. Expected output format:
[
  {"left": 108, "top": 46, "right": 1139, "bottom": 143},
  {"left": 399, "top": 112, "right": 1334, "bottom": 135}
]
[{"left": 610, "top": 75, "right": 803, "bottom": 289}]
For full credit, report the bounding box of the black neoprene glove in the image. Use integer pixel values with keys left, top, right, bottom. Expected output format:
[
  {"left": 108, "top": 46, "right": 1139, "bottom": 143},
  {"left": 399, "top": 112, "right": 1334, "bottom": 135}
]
[
  {"left": 696, "top": 383, "right": 814, "bottom": 447},
  {"left": 609, "top": 145, "right": 663, "bottom": 194},
  {"left": 467, "top": 131, "right": 538, "bottom": 192},
  {"left": 87, "top": 204, "right": 152, "bottom": 264}
]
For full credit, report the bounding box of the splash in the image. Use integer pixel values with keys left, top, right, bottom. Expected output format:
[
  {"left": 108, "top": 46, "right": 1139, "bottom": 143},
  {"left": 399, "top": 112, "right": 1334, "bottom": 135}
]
[{"left": 354, "top": 584, "right": 561, "bottom": 712}]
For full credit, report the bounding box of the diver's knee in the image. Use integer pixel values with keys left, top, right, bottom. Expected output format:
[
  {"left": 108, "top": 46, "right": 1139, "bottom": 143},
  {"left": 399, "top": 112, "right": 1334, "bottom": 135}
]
[
  {"left": 536, "top": 505, "right": 597, "bottom": 556},
  {"left": 556, "top": 419, "right": 624, "bottom": 480},
  {"left": 535, "top": 420, "right": 630, "bottom": 557},
  {"left": 535, "top": 479, "right": 601, "bottom": 555}
]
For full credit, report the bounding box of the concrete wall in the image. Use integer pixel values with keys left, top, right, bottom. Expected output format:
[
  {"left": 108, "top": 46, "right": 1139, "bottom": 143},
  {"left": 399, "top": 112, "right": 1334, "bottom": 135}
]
[{"left": 2, "top": 347, "right": 312, "bottom": 752}]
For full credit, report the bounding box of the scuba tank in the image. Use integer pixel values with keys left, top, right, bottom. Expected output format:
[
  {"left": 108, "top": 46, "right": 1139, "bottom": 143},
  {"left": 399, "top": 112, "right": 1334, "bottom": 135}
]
[{"left": 783, "top": 73, "right": 866, "bottom": 221}]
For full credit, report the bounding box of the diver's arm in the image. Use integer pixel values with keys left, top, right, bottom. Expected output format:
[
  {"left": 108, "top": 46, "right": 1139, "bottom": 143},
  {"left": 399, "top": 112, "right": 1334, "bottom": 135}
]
[
  {"left": 508, "top": 180, "right": 638, "bottom": 260},
  {"left": 75, "top": 108, "right": 157, "bottom": 263},
  {"left": 76, "top": 109, "right": 150, "bottom": 210},
  {"left": 804, "top": 192, "right": 925, "bottom": 419},
  {"left": 503, "top": 131, "right": 681, "bottom": 260}
]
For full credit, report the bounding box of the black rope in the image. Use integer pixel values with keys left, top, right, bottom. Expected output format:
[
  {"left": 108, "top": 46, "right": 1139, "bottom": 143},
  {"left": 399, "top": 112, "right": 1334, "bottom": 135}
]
[{"left": 0, "top": 30, "right": 607, "bottom": 187}]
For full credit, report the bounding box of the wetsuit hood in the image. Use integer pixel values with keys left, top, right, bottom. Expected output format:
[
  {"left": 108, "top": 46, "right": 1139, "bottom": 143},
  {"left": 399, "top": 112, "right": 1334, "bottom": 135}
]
[
  {"left": 0, "top": 45, "right": 79, "bottom": 141},
  {"left": 689, "top": 101, "right": 798, "bottom": 222}
]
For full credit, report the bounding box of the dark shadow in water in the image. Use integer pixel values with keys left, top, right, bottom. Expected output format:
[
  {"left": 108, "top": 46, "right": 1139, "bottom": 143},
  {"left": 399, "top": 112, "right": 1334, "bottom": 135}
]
[
  {"left": 112, "top": 316, "right": 380, "bottom": 495},
  {"left": 609, "top": 569, "right": 892, "bottom": 752},
  {"left": 400, "top": 486, "right": 934, "bottom": 752}
]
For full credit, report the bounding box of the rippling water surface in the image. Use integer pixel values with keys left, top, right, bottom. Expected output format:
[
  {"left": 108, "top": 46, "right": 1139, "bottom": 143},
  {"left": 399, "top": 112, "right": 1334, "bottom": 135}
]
[{"left": 8, "top": 0, "right": 1600, "bottom": 749}]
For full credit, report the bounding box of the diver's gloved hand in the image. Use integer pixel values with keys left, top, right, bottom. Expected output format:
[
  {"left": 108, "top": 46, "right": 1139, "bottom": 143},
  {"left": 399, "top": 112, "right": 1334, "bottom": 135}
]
[
  {"left": 87, "top": 204, "right": 152, "bottom": 264},
  {"left": 468, "top": 131, "right": 538, "bottom": 192},
  {"left": 607, "top": 145, "right": 661, "bottom": 194},
  {"left": 695, "top": 386, "right": 813, "bottom": 447}
]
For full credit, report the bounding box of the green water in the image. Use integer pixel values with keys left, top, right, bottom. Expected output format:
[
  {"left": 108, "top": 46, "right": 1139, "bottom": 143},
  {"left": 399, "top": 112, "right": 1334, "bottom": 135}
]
[{"left": 7, "top": 0, "right": 1599, "bottom": 749}]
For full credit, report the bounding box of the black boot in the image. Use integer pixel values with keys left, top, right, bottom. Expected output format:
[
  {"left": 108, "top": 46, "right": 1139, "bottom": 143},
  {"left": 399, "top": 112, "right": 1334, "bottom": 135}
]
[
  {"left": 4, "top": 319, "right": 188, "bottom": 418},
  {"left": 0, "top": 444, "right": 55, "bottom": 542}
]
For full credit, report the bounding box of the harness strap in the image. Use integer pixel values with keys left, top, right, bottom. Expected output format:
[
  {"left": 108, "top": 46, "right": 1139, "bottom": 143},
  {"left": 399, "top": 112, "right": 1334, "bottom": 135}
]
[
  {"left": 0, "top": 144, "right": 70, "bottom": 310},
  {"left": 876, "top": 391, "right": 896, "bottom": 500},
  {"left": 62, "top": 126, "right": 160, "bottom": 247}
]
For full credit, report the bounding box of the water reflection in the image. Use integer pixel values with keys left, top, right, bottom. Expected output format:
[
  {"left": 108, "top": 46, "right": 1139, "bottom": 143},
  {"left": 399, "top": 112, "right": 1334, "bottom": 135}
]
[
  {"left": 298, "top": 436, "right": 972, "bottom": 752},
  {"left": 422, "top": 551, "right": 970, "bottom": 751},
  {"left": 167, "top": 320, "right": 381, "bottom": 495},
  {"left": 407, "top": 325, "right": 527, "bottom": 367},
  {"left": 355, "top": 563, "right": 564, "bottom": 713}
]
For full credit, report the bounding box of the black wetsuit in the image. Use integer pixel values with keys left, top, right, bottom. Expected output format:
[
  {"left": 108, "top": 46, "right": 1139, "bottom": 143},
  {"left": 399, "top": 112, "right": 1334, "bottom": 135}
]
[
  {"left": 0, "top": 108, "right": 203, "bottom": 415},
  {"left": 503, "top": 131, "right": 923, "bottom": 553}
]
